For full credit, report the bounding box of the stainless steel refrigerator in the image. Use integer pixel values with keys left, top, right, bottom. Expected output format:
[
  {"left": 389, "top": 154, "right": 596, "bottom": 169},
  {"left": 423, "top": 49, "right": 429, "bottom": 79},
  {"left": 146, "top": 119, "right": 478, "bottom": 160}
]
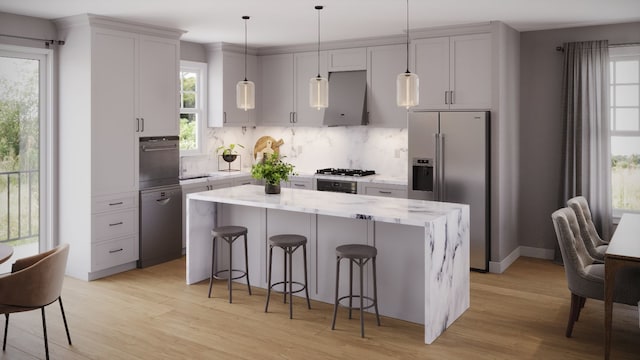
[{"left": 408, "top": 111, "right": 490, "bottom": 272}]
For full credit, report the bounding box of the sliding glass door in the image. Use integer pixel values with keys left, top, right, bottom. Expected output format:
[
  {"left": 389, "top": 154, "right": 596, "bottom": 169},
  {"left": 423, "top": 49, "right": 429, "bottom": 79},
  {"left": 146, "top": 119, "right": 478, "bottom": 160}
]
[{"left": 0, "top": 47, "right": 50, "bottom": 270}]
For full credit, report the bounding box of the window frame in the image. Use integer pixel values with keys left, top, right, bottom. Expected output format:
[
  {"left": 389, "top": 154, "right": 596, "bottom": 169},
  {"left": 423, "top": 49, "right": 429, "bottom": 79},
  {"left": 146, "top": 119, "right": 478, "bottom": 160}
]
[
  {"left": 609, "top": 45, "right": 640, "bottom": 219},
  {"left": 179, "top": 60, "right": 208, "bottom": 156}
]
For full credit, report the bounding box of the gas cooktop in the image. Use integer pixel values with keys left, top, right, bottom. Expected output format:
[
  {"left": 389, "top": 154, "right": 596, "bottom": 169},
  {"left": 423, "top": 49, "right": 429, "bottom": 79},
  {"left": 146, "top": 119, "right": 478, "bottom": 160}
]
[{"left": 316, "top": 168, "right": 376, "bottom": 177}]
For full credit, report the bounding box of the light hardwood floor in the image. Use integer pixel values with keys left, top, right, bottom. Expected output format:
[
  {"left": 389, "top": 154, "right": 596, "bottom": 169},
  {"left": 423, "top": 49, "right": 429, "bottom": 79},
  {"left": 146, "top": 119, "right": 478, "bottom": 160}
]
[{"left": 1, "top": 257, "right": 639, "bottom": 359}]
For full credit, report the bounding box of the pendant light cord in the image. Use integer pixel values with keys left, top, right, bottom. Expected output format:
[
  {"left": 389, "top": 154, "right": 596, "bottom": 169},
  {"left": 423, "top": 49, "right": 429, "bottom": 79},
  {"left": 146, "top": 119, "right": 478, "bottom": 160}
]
[
  {"left": 316, "top": 6, "right": 323, "bottom": 78},
  {"left": 405, "top": 0, "right": 410, "bottom": 73},
  {"left": 243, "top": 16, "right": 249, "bottom": 81}
]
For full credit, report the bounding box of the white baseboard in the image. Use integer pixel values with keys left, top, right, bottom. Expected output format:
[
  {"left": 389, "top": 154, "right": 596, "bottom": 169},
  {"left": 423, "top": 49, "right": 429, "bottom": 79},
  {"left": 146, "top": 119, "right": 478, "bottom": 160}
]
[{"left": 488, "top": 246, "right": 554, "bottom": 274}]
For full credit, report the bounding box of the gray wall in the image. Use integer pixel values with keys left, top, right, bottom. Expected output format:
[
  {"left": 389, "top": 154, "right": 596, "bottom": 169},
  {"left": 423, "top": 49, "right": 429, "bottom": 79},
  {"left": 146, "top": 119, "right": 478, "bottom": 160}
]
[
  {"left": 0, "top": 12, "right": 57, "bottom": 48},
  {"left": 180, "top": 41, "right": 206, "bottom": 62},
  {"left": 518, "top": 22, "right": 640, "bottom": 252}
]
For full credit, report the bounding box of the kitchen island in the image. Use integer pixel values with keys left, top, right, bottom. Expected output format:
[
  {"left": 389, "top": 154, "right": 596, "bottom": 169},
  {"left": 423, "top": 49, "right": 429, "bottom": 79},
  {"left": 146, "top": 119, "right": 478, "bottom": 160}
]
[{"left": 186, "top": 185, "right": 469, "bottom": 344}]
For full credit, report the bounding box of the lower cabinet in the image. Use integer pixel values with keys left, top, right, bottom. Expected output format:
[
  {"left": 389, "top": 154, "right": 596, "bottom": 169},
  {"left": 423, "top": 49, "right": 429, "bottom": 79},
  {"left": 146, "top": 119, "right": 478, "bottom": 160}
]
[
  {"left": 359, "top": 182, "right": 408, "bottom": 198},
  {"left": 90, "top": 192, "right": 139, "bottom": 277}
]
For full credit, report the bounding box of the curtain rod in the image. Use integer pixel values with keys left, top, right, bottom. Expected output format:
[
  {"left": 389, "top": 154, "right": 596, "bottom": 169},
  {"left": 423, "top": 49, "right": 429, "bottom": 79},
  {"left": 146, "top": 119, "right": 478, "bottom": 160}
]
[
  {"left": 0, "top": 33, "right": 65, "bottom": 48},
  {"left": 555, "top": 42, "right": 640, "bottom": 52}
]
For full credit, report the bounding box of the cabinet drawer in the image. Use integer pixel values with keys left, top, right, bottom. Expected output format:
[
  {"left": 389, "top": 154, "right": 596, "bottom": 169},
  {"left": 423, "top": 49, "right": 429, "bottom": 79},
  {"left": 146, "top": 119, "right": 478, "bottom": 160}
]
[
  {"left": 92, "top": 235, "right": 138, "bottom": 271},
  {"left": 93, "top": 193, "right": 137, "bottom": 213},
  {"left": 289, "top": 180, "right": 312, "bottom": 190},
  {"left": 93, "top": 209, "right": 137, "bottom": 243},
  {"left": 363, "top": 186, "right": 407, "bottom": 198}
]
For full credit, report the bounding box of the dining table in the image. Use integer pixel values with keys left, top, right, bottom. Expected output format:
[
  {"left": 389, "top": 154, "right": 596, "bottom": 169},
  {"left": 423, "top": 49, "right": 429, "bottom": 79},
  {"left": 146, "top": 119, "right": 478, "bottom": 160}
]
[
  {"left": 0, "top": 243, "right": 14, "bottom": 265},
  {"left": 604, "top": 213, "right": 640, "bottom": 360}
]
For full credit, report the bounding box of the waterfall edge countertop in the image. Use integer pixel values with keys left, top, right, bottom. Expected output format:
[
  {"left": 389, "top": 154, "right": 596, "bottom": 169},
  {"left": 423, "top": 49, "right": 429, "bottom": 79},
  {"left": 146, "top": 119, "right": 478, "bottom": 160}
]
[
  {"left": 188, "top": 184, "right": 455, "bottom": 226},
  {"left": 186, "top": 184, "right": 470, "bottom": 345}
]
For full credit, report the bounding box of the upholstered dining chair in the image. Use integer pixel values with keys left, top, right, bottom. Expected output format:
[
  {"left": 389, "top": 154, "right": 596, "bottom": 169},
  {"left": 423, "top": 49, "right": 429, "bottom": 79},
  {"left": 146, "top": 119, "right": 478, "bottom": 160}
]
[
  {"left": 0, "top": 243, "right": 72, "bottom": 360},
  {"left": 551, "top": 208, "right": 640, "bottom": 337},
  {"left": 567, "top": 196, "right": 608, "bottom": 261}
]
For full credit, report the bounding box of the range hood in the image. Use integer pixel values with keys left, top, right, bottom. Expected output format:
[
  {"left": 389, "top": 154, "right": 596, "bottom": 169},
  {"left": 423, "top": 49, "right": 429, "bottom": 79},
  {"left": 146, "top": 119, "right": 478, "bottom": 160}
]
[{"left": 323, "top": 70, "right": 367, "bottom": 126}]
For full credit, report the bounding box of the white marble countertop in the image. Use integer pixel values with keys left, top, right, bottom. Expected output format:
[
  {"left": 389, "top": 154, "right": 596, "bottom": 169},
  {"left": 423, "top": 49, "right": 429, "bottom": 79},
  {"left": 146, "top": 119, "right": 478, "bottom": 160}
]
[
  {"left": 180, "top": 171, "right": 407, "bottom": 186},
  {"left": 188, "top": 184, "right": 464, "bottom": 227}
]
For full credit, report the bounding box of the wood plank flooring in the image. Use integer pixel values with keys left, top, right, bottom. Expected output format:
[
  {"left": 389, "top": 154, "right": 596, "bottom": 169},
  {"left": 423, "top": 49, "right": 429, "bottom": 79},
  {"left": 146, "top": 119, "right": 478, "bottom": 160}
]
[{"left": 1, "top": 257, "right": 638, "bottom": 359}]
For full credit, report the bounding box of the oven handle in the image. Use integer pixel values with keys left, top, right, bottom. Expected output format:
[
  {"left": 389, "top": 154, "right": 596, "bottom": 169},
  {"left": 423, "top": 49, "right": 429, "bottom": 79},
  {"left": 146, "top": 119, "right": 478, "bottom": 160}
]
[{"left": 142, "top": 145, "right": 177, "bottom": 152}]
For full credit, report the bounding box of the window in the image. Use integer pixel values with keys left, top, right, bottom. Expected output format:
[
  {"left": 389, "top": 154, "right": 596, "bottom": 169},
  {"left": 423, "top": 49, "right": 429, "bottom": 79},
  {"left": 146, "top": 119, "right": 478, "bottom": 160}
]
[
  {"left": 610, "top": 46, "right": 640, "bottom": 215},
  {"left": 179, "top": 61, "right": 207, "bottom": 154}
]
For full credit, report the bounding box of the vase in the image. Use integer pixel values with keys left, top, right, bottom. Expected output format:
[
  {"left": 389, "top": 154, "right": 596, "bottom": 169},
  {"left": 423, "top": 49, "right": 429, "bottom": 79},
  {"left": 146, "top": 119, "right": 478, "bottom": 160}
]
[
  {"left": 222, "top": 154, "right": 237, "bottom": 163},
  {"left": 265, "top": 183, "right": 281, "bottom": 194}
]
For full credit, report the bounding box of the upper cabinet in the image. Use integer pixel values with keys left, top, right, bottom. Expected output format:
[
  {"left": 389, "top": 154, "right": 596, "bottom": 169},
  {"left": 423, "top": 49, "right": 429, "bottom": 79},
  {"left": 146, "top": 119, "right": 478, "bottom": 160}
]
[
  {"left": 327, "top": 48, "right": 367, "bottom": 71},
  {"left": 258, "top": 51, "right": 327, "bottom": 127},
  {"left": 208, "top": 46, "right": 258, "bottom": 127},
  {"left": 412, "top": 33, "right": 492, "bottom": 110},
  {"left": 137, "top": 35, "right": 180, "bottom": 136},
  {"left": 367, "top": 44, "right": 408, "bottom": 128}
]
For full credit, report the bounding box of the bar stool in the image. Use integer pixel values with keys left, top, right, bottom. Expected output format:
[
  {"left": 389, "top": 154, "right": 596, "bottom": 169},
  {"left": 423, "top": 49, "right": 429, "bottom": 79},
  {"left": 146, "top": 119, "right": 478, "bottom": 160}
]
[
  {"left": 331, "top": 244, "right": 380, "bottom": 338},
  {"left": 208, "top": 225, "right": 251, "bottom": 303},
  {"left": 265, "top": 234, "right": 311, "bottom": 319}
]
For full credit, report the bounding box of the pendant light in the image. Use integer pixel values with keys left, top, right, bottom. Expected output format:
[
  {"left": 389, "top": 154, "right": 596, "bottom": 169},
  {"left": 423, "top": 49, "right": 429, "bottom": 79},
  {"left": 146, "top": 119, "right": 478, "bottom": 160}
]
[
  {"left": 396, "top": 0, "right": 419, "bottom": 109},
  {"left": 237, "top": 15, "right": 255, "bottom": 111},
  {"left": 309, "top": 5, "right": 328, "bottom": 110}
]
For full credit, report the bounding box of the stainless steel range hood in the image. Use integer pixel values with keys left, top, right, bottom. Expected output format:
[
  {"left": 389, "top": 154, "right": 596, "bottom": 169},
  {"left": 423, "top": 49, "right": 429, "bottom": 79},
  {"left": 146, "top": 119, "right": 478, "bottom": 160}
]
[{"left": 323, "top": 70, "right": 367, "bottom": 126}]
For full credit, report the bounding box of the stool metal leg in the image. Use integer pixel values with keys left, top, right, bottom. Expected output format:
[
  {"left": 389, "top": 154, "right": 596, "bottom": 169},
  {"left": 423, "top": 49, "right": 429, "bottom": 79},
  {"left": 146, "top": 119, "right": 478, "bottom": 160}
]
[
  {"left": 348, "top": 259, "right": 353, "bottom": 320},
  {"left": 373, "top": 256, "right": 380, "bottom": 326},
  {"left": 265, "top": 246, "right": 274, "bottom": 312},
  {"left": 288, "top": 248, "right": 293, "bottom": 319},
  {"left": 228, "top": 236, "right": 233, "bottom": 303},
  {"left": 359, "top": 259, "right": 365, "bottom": 338},
  {"left": 303, "top": 244, "right": 311, "bottom": 309},
  {"left": 244, "top": 233, "right": 252, "bottom": 295},
  {"left": 331, "top": 256, "right": 341, "bottom": 330},
  {"left": 208, "top": 237, "right": 217, "bottom": 298},
  {"left": 283, "top": 250, "right": 287, "bottom": 304}
]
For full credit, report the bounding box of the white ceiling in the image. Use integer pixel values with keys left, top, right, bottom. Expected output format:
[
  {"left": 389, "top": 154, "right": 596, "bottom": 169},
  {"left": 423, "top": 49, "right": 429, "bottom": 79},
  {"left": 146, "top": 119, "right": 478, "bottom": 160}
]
[{"left": 1, "top": 0, "right": 639, "bottom": 47}]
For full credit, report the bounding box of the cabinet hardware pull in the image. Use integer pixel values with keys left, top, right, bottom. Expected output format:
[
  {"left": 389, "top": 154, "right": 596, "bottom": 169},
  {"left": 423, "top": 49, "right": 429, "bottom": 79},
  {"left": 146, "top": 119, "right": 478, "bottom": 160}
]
[
  {"left": 109, "top": 248, "right": 124, "bottom": 254},
  {"left": 444, "top": 91, "right": 448, "bottom": 104},
  {"left": 109, "top": 201, "right": 124, "bottom": 206},
  {"left": 141, "top": 117, "right": 145, "bottom": 132},
  {"left": 223, "top": 112, "right": 227, "bottom": 123},
  {"left": 109, "top": 221, "right": 123, "bottom": 227},
  {"left": 240, "top": 182, "right": 250, "bottom": 185},
  {"left": 450, "top": 90, "right": 454, "bottom": 104},
  {"left": 135, "top": 118, "right": 140, "bottom": 132},
  {"left": 293, "top": 112, "right": 297, "bottom": 123},
  {"left": 294, "top": 183, "right": 305, "bottom": 187},
  {"left": 378, "top": 191, "right": 392, "bottom": 194}
]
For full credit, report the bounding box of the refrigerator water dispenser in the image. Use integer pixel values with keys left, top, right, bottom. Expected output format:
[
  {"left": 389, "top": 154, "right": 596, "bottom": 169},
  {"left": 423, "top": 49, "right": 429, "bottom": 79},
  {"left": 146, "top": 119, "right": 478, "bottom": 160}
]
[{"left": 412, "top": 157, "right": 433, "bottom": 192}]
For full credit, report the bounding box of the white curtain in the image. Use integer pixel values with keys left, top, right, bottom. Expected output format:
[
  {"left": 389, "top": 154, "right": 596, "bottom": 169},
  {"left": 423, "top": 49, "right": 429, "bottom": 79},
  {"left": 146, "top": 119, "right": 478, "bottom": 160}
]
[{"left": 560, "top": 40, "right": 612, "bottom": 242}]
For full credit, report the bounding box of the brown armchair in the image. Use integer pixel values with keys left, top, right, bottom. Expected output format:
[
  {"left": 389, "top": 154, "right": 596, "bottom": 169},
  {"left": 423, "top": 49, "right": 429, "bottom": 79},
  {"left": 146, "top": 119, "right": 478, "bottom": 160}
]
[
  {"left": 0, "top": 243, "right": 72, "bottom": 359},
  {"left": 551, "top": 208, "right": 640, "bottom": 337}
]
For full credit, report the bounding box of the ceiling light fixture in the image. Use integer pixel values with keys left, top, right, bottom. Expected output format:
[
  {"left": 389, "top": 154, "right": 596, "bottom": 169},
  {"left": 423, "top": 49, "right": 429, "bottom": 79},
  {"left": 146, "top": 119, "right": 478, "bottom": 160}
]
[
  {"left": 310, "top": 5, "right": 328, "bottom": 110},
  {"left": 237, "top": 15, "right": 255, "bottom": 111},
  {"left": 397, "top": 0, "right": 419, "bottom": 110}
]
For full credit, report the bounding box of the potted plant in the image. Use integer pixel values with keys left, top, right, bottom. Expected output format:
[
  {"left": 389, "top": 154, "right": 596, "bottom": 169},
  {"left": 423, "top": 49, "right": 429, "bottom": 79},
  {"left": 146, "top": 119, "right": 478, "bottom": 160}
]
[
  {"left": 251, "top": 153, "right": 296, "bottom": 194},
  {"left": 216, "top": 143, "right": 244, "bottom": 163}
]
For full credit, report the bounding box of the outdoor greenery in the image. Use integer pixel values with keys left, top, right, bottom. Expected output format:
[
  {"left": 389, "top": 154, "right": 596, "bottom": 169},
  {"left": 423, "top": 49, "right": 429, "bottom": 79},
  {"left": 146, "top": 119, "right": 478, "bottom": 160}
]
[
  {"left": 179, "top": 71, "right": 197, "bottom": 151},
  {"left": 612, "top": 154, "right": 640, "bottom": 210},
  {"left": 1, "top": 57, "right": 40, "bottom": 245}
]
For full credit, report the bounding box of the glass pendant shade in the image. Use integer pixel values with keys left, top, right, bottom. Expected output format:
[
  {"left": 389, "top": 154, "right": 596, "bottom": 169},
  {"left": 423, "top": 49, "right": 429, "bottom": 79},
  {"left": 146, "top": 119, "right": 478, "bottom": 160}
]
[
  {"left": 397, "top": 72, "right": 419, "bottom": 109},
  {"left": 236, "top": 79, "right": 255, "bottom": 111},
  {"left": 309, "top": 76, "right": 328, "bottom": 110}
]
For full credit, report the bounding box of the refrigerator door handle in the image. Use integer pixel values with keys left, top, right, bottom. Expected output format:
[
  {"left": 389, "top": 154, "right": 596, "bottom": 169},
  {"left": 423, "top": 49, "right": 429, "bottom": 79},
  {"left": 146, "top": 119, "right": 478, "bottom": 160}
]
[
  {"left": 434, "top": 133, "right": 440, "bottom": 201},
  {"left": 439, "top": 134, "right": 445, "bottom": 201}
]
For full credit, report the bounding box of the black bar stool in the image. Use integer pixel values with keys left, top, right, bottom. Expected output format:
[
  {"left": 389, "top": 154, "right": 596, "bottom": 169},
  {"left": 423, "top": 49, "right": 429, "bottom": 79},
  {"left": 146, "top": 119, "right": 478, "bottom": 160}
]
[
  {"left": 331, "top": 244, "right": 380, "bottom": 338},
  {"left": 265, "top": 234, "right": 311, "bottom": 319},
  {"left": 208, "top": 225, "right": 251, "bottom": 303}
]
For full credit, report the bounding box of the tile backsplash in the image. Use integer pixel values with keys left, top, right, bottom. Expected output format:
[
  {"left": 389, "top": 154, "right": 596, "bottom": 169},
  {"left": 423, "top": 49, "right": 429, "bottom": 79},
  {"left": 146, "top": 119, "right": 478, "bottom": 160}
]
[{"left": 180, "top": 126, "right": 408, "bottom": 178}]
